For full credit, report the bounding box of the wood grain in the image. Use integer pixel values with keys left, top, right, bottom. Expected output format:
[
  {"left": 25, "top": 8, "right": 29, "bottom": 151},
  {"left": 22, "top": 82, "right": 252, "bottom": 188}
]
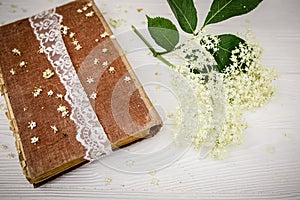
[{"left": 0, "top": 0, "right": 300, "bottom": 199}]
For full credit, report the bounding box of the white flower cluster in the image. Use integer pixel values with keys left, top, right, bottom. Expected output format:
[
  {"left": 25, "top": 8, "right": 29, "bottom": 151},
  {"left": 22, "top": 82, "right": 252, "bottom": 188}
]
[
  {"left": 173, "top": 35, "right": 217, "bottom": 74},
  {"left": 167, "top": 31, "right": 277, "bottom": 158},
  {"left": 200, "top": 34, "right": 219, "bottom": 54},
  {"left": 223, "top": 35, "right": 278, "bottom": 111}
]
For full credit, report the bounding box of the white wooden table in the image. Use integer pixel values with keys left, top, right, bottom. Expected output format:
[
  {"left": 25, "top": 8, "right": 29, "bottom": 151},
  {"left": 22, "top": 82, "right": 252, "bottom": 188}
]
[{"left": 0, "top": 0, "right": 299, "bottom": 199}]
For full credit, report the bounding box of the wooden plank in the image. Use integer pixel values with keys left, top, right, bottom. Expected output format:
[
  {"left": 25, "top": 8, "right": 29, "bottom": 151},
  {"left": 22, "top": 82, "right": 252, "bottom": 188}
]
[{"left": 0, "top": 0, "right": 300, "bottom": 199}]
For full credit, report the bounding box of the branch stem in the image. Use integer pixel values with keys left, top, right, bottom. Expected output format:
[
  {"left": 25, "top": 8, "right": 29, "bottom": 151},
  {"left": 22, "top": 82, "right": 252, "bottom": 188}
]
[{"left": 131, "top": 25, "right": 176, "bottom": 68}]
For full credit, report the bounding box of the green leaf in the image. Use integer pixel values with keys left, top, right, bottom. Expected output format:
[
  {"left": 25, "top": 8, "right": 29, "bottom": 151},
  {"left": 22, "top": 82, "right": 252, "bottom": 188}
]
[
  {"left": 167, "top": 0, "right": 197, "bottom": 34},
  {"left": 203, "top": 0, "right": 263, "bottom": 27},
  {"left": 147, "top": 16, "right": 179, "bottom": 52},
  {"left": 207, "top": 34, "right": 245, "bottom": 72}
]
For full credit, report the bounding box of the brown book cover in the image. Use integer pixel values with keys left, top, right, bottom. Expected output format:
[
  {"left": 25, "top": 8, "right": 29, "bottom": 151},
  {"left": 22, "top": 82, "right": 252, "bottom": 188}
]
[{"left": 0, "top": 0, "right": 162, "bottom": 186}]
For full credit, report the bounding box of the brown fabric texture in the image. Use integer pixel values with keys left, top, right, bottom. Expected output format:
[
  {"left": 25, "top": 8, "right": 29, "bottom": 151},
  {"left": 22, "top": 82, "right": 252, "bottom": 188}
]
[{"left": 0, "top": 0, "right": 162, "bottom": 185}]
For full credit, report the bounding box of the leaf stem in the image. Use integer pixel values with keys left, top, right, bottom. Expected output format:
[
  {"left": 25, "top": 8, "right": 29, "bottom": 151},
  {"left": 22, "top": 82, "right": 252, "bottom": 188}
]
[
  {"left": 156, "top": 51, "right": 169, "bottom": 55},
  {"left": 200, "top": 25, "right": 206, "bottom": 32},
  {"left": 131, "top": 25, "right": 156, "bottom": 56},
  {"left": 131, "top": 25, "right": 176, "bottom": 68}
]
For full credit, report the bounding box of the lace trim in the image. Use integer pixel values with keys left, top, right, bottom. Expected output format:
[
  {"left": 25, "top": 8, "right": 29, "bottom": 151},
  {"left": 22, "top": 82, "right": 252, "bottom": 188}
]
[{"left": 29, "top": 8, "right": 112, "bottom": 161}]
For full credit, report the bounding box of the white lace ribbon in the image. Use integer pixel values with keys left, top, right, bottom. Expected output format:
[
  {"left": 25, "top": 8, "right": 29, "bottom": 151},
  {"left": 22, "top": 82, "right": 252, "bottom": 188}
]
[{"left": 29, "top": 8, "right": 112, "bottom": 161}]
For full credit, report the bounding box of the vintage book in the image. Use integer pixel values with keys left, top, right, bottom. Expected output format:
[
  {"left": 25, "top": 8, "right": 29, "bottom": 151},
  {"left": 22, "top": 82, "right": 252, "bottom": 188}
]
[{"left": 0, "top": 0, "right": 162, "bottom": 186}]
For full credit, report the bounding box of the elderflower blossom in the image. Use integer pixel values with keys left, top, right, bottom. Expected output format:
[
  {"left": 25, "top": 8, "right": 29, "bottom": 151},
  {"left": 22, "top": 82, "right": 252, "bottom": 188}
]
[
  {"left": 166, "top": 31, "right": 277, "bottom": 158},
  {"left": 200, "top": 34, "right": 219, "bottom": 54},
  {"left": 223, "top": 34, "right": 278, "bottom": 111}
]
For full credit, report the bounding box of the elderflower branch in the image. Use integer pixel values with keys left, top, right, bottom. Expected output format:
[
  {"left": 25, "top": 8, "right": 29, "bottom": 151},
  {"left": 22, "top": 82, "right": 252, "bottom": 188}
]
[{"left": 131, "top": 25, "right": 176, "bottom": 68}]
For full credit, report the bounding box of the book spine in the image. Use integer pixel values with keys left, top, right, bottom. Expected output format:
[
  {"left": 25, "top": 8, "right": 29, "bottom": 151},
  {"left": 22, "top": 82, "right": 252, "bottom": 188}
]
[{"left": 0, "top": 71, "right": 32, "bottom": 181}]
